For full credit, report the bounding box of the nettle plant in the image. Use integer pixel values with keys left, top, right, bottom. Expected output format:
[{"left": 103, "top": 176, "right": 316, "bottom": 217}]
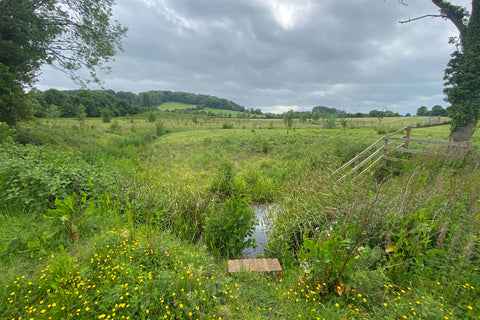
[{"left": 0, "top": 142, "right": 117, "bottom": 212}]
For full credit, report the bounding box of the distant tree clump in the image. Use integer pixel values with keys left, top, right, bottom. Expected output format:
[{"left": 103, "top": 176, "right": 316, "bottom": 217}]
[
  {"left": 431, "top": 105, "right": 448, "bottom": 117},
  {"left": 416, "top": 106, "right": 429, "bottom": 116}
]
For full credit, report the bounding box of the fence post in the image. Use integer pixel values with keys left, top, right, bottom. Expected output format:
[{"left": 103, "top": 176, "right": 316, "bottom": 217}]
[
  {"left": 383, "top": 137, "right": 388, "bottom": 169},
  {"left": 404, "top": 126, "right": 411, "bottom": 150}
]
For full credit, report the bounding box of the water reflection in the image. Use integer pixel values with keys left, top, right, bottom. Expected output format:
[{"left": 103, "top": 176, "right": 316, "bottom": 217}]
[{"left": 242, "top": 205, "right": 269, "bottom": 258}]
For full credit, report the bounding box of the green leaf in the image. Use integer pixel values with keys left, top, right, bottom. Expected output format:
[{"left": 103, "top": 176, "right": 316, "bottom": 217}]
[{"left": 426, "top": 249, "right": 446, "bottom": 256}]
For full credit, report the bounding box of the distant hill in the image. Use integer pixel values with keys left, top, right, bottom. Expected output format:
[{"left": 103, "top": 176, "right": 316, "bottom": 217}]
[
  {"left": 137, "top": 90, "right": 254, "bottom": 114},
  {"left": 157, "top": 102, "right": 196, "bottom": 111},
  {"left": 28, "top": 88, "right": 256, "bottom": 119}
]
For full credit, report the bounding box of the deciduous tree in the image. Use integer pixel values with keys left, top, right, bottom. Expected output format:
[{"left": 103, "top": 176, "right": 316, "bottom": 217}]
[
  {"left": 416, "top": 106, "right": 429, "bottom": 116},
  {"left": 399, "top": 0, "right": 480, "bottom": 141},
  {"left": 0, "top": 0, "right": 127, "bottom": 125}
]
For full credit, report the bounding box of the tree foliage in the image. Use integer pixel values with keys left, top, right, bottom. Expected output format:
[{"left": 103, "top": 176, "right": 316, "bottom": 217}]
[
  {"left": 434, "top": 0, "right": 480, "bottom": 138},
  {"left": 283, "top": 109, "right": 295, "bottom": 131},
  {"left": 444, "top": 47, "right": 480, "bottom": 134},
  {"left": 402, "top": 1, "right": 480, "bottom": 140},
  {"left": 431, "top": 105, "right": 448, "bottom": 116},
  {"left": 397, "top": 1, "right": 479, "bottom": 140},
  {"left": 416, "top": 106, "right": 428, "bottom": 116},
  {"left": 0, "top": 0, "right": 127, "bottom": 125}
]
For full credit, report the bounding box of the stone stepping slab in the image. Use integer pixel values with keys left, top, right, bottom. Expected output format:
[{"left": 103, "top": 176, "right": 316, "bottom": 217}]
[{"left": 228, "top": 258, "right": 282, "bottom": 277}]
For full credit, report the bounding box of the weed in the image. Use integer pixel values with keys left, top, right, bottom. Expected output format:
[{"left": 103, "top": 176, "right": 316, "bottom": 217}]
[{"left": 210, "top": 161, "right": 236, "bottom": 197}]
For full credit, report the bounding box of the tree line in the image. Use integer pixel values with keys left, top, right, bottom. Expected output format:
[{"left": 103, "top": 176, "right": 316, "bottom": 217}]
[
  {"left": 26, "top": 89, "right": 254, "bottom": 119},
  {"left": 23, "top": 87, "right": 451, "bottom": 121},
  {"left": 272, "top": 105, "right": 448, "bottom": 121}
]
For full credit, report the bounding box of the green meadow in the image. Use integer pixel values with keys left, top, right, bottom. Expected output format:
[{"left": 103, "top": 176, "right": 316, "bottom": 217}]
[
  {"left": 157, "top": 102, "right": 260, "bottom": 118},
  {"left": 1, "top": 115, "right": 479, "bottom": 319}
]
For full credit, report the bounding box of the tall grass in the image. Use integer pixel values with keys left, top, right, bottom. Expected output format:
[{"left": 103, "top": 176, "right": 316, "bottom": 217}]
[
  {"left": 266, "top": 143, "right": 479, "bottom": 317},
  {"left": 1, "top": 118, "right": 478, "bottom": 319}
]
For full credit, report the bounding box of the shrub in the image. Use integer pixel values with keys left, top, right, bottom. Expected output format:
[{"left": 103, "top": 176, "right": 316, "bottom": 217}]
[
  {"left": 0, "top": 122, "right": 16, "bottom": 142},
  {"left": 148, "top": 112, "right": 156, "bottom": 122},
  {"left": 155, "top": 120, "right": 168, "bottom": 136},
  {"left": 101, "top": 108, "right": 112, "bottom": 123},
  {"left": 323, "top": 116, "right": 337, "bottom": 129},
  {"left": 203, "top": 195, "right": 257, "bottom": 258},
  {"left": 109, "top": 121, "right": 121, "bottom": 134},
  {"left": 0, "top": 142, "right": 117, "bottom": 212}
]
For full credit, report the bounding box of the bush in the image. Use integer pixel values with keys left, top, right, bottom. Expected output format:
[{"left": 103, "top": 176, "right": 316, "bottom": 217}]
[
  {"left": 101, "top": 108, "right": 112, "bottom": 123},
  {"left": 222, "top": 123, "right": 233, "bottom": 129},
  {"left": 323, "top": 116, "right": 337, "bottom": 129},
  {"left": 203, "top": 195, "right": 257, "bottom": 258},
  {"left": 0, "top": 122, "right": 16, "bottom": 142},
  {"left": 155, "top": 121, "right": 168, "bottom": 136},
  {"left": 148, "top": 112, "right": 156, "bottom": 123},
  {"left": 0, "top": 142, "right": 117, "bottom": 212}
]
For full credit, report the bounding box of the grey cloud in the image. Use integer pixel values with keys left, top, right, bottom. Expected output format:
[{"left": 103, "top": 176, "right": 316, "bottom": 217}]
[{"left": 36, "top": 0, "right": 468, "bottom": 114}]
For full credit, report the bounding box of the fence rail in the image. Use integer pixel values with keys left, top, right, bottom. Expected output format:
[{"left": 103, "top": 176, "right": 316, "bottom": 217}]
[{"left": 332, "top": 126, "right": 470, "bottom": 182}]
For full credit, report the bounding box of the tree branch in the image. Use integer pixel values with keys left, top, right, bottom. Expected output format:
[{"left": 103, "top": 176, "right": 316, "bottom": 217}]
[
  {"left": 430, "top": 0, "right": 468, "bottom": 33},
  {"left": 399, "top": 14, "right": 444, "bottom": 24}
]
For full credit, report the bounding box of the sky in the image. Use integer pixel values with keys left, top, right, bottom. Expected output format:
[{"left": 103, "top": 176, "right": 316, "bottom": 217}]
[{"left": 36, "top": 0, "right": 471, "bottom": 115}]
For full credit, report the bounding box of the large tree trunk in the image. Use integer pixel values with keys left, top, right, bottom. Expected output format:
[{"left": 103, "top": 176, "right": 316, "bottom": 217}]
[
  {"left": 450, "top": 122, "right": 475, "bottom": 142},
  {"left": 431, "top": 0, "right": 480, "bottom": 143}
]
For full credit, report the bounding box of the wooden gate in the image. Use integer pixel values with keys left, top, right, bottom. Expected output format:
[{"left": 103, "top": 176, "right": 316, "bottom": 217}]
[{"left": 331, "top": 126, "right": 470, "bottom": 182}]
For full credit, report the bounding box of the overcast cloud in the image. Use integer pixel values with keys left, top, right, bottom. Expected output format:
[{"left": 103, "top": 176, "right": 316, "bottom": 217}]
[{"left": 36, "top": 0, "right": 471, "bottom": 114}]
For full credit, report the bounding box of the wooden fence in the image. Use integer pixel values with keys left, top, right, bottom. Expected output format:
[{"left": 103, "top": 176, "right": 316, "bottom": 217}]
[{"left": 331, "top": 126, "right": 470, "bottom": 182}]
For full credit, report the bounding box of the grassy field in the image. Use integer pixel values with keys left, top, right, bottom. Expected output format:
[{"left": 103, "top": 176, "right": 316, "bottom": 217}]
[
  {"left": 157, "top": 101, "right": 198, "bottom": 111},
  {"left": 83, "top": 114, "right": 449, "bottom": 135},
  {"left": 1, "top": 115, "right": 479, "bottom": 319},
  {"left": 156, "top": 102, "right": 261, "bottom": 118}
]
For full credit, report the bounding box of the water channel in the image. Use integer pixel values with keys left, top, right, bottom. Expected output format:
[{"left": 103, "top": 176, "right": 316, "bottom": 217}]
[{"left": 241, "top": 205, "right": 270, "bottom": 258}]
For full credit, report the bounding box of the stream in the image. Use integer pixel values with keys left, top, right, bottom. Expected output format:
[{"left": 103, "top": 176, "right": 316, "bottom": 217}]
[{"left": 241, "top": 205, "right": 270, "bottom": 259}]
